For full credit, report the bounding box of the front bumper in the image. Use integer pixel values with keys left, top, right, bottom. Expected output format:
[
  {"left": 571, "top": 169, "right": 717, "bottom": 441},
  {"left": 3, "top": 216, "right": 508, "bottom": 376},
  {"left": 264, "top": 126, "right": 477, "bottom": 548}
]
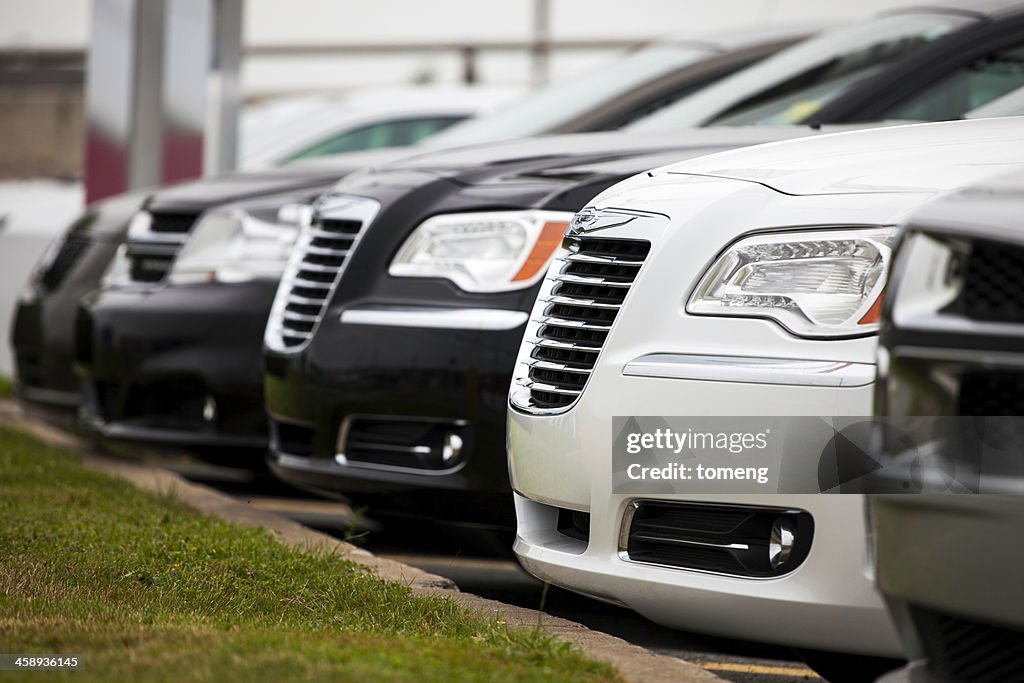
[
  {"left": 264, "top": 305, "right": 526, "bottom": 525},
  {"left": 76, "top": 280, "right": 278, "bottom": 452},
  {"left": 873, "top": 495, "right": 1024, "bottom": 683},
  {"left": 509, "top": 365, "right": 903, "bottom": 657}
]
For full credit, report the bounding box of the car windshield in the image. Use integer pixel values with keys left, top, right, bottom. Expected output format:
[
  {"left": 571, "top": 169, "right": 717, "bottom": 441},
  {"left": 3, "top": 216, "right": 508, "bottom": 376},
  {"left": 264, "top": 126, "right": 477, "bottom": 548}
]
[
  {"left": 420, "top": 42, "right": 718, "bottom": 147},
  {"left": 628, "top": 11, "right": 974, "bottom": 130},
  {"left": 966, "top": 78, "right": 1024, "bottom": 119},
  {"left": 238, "top": 99, "right": 358, "bottom": 166}
]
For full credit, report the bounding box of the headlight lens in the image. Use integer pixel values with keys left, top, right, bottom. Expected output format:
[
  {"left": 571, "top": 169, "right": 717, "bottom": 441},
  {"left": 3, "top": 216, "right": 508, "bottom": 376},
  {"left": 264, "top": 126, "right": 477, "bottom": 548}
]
[
  {"left": 389, "top": 210, "right": 572, "bottom": 293},
  {"left": 687, "top": 227, "right": 897, "bottom": 338},
  {"left": 166, "top": 198, "right": 314, "bottom": 285}
]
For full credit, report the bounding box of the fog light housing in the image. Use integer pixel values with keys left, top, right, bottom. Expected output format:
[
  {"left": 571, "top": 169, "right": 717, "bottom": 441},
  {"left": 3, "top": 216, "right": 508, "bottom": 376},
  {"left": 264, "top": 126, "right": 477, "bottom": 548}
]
[{"left": 769, "top": 517, "right": 796, "bottom": 570}]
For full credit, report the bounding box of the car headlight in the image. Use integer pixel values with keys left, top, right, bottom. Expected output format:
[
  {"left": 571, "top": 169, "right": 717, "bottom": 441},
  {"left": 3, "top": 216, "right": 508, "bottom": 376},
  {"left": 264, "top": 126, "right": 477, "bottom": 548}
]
[
  {"left": 687, "top": 226, "right": 897, "bottom": 338},
  {"left": 389, "top": 210, "right": 572, "bottom": 293},
  {"left": 166, "top": 198, "right": 314, "bottom": 285}
]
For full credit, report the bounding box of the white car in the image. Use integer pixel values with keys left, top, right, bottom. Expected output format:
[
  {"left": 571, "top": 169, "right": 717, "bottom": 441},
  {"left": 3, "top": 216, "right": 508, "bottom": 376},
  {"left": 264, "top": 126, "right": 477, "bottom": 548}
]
[
  {"left": 507, "top": 118, "right": 1024, "bottom": 675},
  {"left": 238, "top": 86, "right": 519, "bottom": 168}
]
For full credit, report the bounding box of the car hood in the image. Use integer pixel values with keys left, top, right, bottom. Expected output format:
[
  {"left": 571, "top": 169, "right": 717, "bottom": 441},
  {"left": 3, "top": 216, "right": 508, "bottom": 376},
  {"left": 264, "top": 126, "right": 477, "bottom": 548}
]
[
  {"left": 658, "top": 118, "right": 1024, "bottom": 196},
  {"left": 145, "top": 148, "right": 411, "bottom": 213},
  {"left": 332, "top": 128, "right": 829, "bottom": 192}
]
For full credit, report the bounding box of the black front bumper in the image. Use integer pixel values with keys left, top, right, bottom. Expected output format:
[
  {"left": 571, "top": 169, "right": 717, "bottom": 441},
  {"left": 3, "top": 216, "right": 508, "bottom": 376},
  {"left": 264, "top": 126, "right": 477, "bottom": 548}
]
[
  {"left": 76, "top": 280, "right": 279, "bottom": 453},
  {"left": 264, "top": 306, "right": 523, "bottom": 526}
]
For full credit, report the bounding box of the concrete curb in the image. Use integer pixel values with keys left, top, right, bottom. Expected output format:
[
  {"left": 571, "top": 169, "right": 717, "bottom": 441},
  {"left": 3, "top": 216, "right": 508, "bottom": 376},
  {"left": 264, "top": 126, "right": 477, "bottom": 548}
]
[{"left": 0, "top": 400, "right": 722, "bottom": 683}]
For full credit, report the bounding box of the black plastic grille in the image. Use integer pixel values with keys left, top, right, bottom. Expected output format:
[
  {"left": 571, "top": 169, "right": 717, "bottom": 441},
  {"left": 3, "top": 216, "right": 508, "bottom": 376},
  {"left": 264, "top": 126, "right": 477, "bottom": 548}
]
[
  {"left": 910, "top": 605, "right": 1024, "bottom": 683},
  {"left": 523, "top": 235, "right": 649, "bottom": 410},
  {"left": 556, "top": 508, "right": 591, "bottom": 543},
  {"left": 272, "top": 216, "right": 364, "bottom": 348},
  {"left": 960, "top": 239, "right": 1024, "bottom": 323},
  {"left": 126, "top": 211, "right": 200, "bottom": 283},
  {"left": 39, "top": 235, "right": 90, "bottom": 292},
  {"left": 149, "top": 212, "right": 200, "bottom": 234},
  {"left": 624, "top": 501, "right": 813, "bottom": 578}
]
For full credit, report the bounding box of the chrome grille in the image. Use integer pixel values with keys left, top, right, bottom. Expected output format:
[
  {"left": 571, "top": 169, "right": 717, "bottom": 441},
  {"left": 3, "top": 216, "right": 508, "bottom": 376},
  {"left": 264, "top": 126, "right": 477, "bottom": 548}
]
[
  {"left": 515, "top": 232, "right": 650, "bottom": 411},
  {"left": 126, "top": 211, "right": 200, "bottom": 283},
  {"left": 265, "top": 195, "right": 380, "bottom": 352}
]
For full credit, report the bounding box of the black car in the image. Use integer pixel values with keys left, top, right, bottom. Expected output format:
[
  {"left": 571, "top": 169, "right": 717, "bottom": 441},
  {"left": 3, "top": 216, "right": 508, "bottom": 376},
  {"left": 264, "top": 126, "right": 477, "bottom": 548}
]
[
  {"left": 13, "top": 157, "right": 376, "bottom": 417},
  {"left": 261, "top": 129, "right": 817, "bottom": 526},
  {"left": 871, "top": 169, "right": 1024, "bottom": 682},
  {"left": 13, "top": 28, "right": 797, "bottom": 422},
  {"left": 628, "top": 1, "right": 1024, "bottom": 130}
]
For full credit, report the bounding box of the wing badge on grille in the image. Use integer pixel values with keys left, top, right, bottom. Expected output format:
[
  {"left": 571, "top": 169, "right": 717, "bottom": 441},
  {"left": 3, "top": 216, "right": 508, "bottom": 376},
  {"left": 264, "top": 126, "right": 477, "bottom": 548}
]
[{"left": 568, "top": 207, "right": 636, "bottom": 236}]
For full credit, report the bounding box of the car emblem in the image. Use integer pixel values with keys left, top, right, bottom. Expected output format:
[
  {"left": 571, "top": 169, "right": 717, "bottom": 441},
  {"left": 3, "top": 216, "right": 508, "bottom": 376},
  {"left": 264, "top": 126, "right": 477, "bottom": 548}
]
[{"left": 568, "top": 208, "right": 636, "bottom": 236}]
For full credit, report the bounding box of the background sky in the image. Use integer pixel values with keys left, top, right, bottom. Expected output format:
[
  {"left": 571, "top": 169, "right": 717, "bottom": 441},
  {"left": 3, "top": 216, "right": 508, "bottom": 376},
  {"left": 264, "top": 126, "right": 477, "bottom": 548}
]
[{"left": 2, "top": 0, "right": 931, "bottom": 92}]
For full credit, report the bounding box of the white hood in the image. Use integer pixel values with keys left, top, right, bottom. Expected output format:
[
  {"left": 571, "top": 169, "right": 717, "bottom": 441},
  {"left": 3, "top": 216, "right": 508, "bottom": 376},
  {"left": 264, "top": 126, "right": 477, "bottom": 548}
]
[{"left": 658, "top": 118, "right": 1024, "bottom": 196}]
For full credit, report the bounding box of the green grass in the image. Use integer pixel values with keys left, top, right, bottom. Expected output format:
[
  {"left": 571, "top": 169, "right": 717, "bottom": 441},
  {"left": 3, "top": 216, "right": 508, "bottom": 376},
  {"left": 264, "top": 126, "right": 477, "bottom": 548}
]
[
  {"left": 0, "top": 375, "right": 13, "bottom": 399},
  {"left": 0, "top": 425, "right": 620, "bottom": 683}
]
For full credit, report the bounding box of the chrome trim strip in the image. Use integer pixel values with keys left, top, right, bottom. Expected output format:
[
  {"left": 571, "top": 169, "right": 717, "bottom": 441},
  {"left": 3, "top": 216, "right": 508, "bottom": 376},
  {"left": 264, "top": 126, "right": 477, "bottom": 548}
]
[
  {"left": 282, "top": 311, "right": 318, "bottom": 322},
  {"left": 629, "top": 534, "right": 750, "bottom": 551},
  {"left": 621, "top": 353, "right": 875, "bottom": 387},
  {"left": 293, "top": 262, "right": 340, "bottom": 273},
  {"left": 291, "top": 278, "right": 332, "bottom": 290},
  {"left": 515, "top": 378, "right": 582, "bottom": 396},
  {"left": 339, "top": 307, "right": 528, "bottom": 331},
  {"left": 558, "top": 253, "right": 644, "bottom": 265},
  {"left": 527, "top": 359, "right": 592, "bottom": 374},
  {"left": 287, "top": 293, "right": 323, "bottom": 305},
  {"left": 541, "top": 295, "right": 622, "bottom": 309},
  {"left": 533, "top": 317, "right": 611, "bottom": 331},
  {"left": 304, "top": 245, "right": 350, "bottom": 257},
  {"left": 310, "top": 228, "right": 357, "bottom": 240},
  {"left": 534, "top": 338, "right": 601, "bottom": 351},
  {"left": 346, "top": 441, "right": 432, "bottom": 455},
  {"left": 551, "top": 272, "right": 632, "bottom": 288}
]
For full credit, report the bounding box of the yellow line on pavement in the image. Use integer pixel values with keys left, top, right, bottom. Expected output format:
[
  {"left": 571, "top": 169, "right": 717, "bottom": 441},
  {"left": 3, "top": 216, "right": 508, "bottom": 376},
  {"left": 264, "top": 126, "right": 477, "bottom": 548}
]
[{"left": 697, "top": 661, "right": 820, "bottom": 678}]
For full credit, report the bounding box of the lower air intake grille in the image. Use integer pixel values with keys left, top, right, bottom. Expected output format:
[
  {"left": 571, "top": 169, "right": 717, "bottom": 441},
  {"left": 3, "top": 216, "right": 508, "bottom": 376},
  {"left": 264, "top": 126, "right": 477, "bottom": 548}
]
[
  {"left": 556, "top": 508, "right": 591, "bottom": 543},
  {"left": 910, "top": 605, "right": 1024, "bottom": 683},
  {"left": 623, "top": 501, "right": 813, "bottom": 578},
  {"left": 266, "top": 195, "right": 379, "bottom": 351},
  {"left": 522, "top": 234, "right": 650, "bottom": 410},
  {"left": 341, "top": 418, "right": 468, "bottom": 471}
]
